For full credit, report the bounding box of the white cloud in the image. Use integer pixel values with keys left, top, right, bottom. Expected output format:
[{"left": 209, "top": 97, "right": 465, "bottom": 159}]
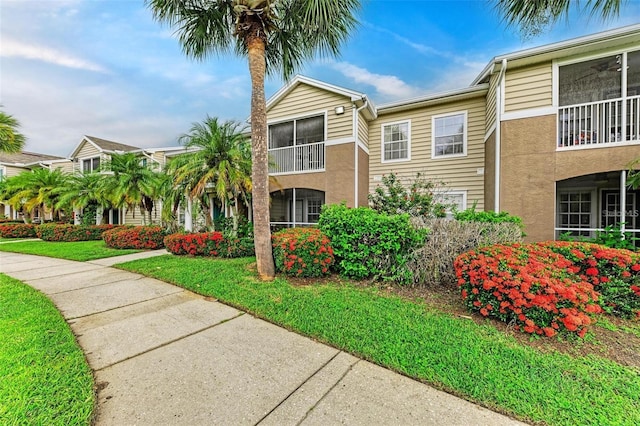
[
  {"left": 331, "top": 62, "right": 418, "bottom": 99},
  {"left": 1, "top": 38, "right": 109, "bottom": 73}
]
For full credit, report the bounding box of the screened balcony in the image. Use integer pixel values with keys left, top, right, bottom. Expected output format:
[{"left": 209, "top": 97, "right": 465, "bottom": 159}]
[
  {"left": 558, "top": 50, "right": 640, "bottom": 149},
  {"left": 268, "top": 141, "right": 325, "bottom": 174},
  {"left": 268, "top": 114, "right": 326, "bottom": 174}
]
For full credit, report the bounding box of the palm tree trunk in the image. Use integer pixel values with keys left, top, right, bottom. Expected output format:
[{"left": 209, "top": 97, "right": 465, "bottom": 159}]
[{"left": 247, "top": 33, "right": 275, "bottom": 281}]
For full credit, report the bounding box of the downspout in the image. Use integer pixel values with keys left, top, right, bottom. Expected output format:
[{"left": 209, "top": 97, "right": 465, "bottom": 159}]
[
  {"left": 495, "top": 58, "right": 507, "bottom": 213},
  {"left": 353, "top": 98, "right": 368, "bottom": 207}
]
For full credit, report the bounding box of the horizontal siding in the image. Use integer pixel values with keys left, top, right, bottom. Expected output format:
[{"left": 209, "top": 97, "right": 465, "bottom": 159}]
[
  {"left": 485, "top": 73, "right": 499, "bottom": 133},
  {"left": 369, "top": 97, "right": 486, "bottom": 211},
  {"left": 4, "top": 165, "right": 28, "bottom": 178},
  {"left": 75, "top": 141, "right": 101, "bottom": 159},
  {"left": 504, "top": 63, "right": 552, "bottom": 112},
  {"left": 268, "top": 84, "right": 353, "bottom": 141},
  {"left": 358, "top": 112, "right": 368, "bottom": 148},
  {"left": 53, "top": 161, "right": 74, "bottom": 174}
]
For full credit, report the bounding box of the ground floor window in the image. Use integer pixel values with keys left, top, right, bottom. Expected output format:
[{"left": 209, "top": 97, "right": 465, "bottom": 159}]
[
  {"left": 270, "top": 188, "right": 325, "bottom": 230},
  {"left": 557, "top": 191, "right": 593, "bottom": 237}
]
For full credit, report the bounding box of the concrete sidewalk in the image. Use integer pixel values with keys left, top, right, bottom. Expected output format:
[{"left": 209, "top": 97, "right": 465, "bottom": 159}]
[{"left": 0, "top": 251, "right": 525, "bottom": 425}]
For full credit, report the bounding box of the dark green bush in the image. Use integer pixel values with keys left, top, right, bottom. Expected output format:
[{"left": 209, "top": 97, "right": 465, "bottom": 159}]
[
  {"left": 407, "top": 218, "right": 524, "bottom": 287},
  {"left": 37, "top": 224, "right": 117, "bottom": 242},
  {"left": 0, "top": 223, "right": 37, "bottom": 238},
  {"left": 454, "top": 207, "right": 524, "bottom": 229},
  {"left": 272, "top": 228, "right": 334, "bottom": 277},
  {"left": 318, "top": 204, "right": 426, "bottom": 283}
]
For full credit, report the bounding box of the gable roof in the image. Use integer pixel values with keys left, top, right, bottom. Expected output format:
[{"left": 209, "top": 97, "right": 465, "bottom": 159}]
[
  {"left": 473, "top": 23, "right": 640, "bottom": 85},
  {"left": 0, "top": 151, "right": 66, "bottom": 166},
  {"left": 266, "top": 75, "right": 377, "bottom": 120},
  {"left": 69, "top": 135, "right": 140, "bottom": 158}
]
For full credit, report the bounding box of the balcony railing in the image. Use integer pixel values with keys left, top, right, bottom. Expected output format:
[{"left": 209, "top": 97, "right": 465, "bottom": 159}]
[
  {"left": 558, "top": 95, "right": 640, "bottom": 148},
  {"left": 268, "top": 141, "right": 325, "bottom": 174}
]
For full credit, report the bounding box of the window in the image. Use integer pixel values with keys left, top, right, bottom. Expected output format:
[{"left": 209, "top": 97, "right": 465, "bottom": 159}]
[
  {"left": 558, "top": 191, "right": 593, "bottom": 237},
  {"left": 269, "top": 115, "right": 324, "bottom": 149},
  {"left": 432, "top": 112, "right": 467, "bottom": 158},
  {"left": 82, "top": 157, "right": 100, "bottom": 172},
  {"left": 382, "top": 120, "right": 410, "bottom": 162},
  {"left": 307, "top": 199, "right": 323, "bottom": 223},
  {"left": 0, "top": 167, "right": 4, "bottom": 181},
  {"left": 435, "top": 191, "right": 467, "bottom": 218}
]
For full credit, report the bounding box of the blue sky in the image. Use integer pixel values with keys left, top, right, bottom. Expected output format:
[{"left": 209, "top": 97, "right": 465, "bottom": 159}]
[{"left": 2, "top": 0, "right": 640, "bottom": 157}]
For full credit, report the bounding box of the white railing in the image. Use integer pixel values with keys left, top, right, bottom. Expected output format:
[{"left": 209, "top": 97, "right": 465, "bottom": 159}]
[
  {"left": 269, "top": 141, "right": 325, "bottom": 174},
  {"left": 558, "top": 95, "right": 640, "bottom": 148}
]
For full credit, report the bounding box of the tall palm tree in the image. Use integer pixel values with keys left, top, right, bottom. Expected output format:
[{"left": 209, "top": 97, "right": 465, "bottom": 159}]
[
  {"left": 496, "top": 0, "right": 623, "bottom": 37},
  {"left": 0, "top": 109, "right": 26, "bottom": 153},
  {"left": 147, "top": 0, "right": 361, "bottom": 280},
  {"left": 5, "top": 168, "right": 69, "bottom": 222},
  {"left": 103, "top": 153, "right": 163, "bottom": 225},
  {"left": 175, "top": 117, "right": 252, "bottom": 231}
]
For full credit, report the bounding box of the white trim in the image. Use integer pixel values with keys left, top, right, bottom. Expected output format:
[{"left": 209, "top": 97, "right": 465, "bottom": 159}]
[
  {"left": 556, "top": 139, "right": 640, "bottom": 152},
  {"left": 501, "top": 107, "right": 557, "bottom": 121},
  {"left": 381, "top": 119, "right": 411, "bottom": 163},
  {"left": 431, "top": 111, "right": 467, "bottom": 160},
  {"left": 269, "top": 168, "right": 326, "bottom": 177},
  {"left": 483, "top": 123, "right": 497, "bottom": 142},
  {"left": 267, "top": 109, "right": 328, "bottom": 126},
  {"left": 377, "top": 84, "right": 488, "bottom": 113},
  {"left": 325, "top": 137, "right": 355, "bottom": 146},
  {"left": 357, "top": 140, "right": 369, "bottom": 155},
  {"left": 555, "top": 187, "right": 598, "bottom": 238},
  {"left": 78, "top": 155, "right": 102, "bottom": 173}
]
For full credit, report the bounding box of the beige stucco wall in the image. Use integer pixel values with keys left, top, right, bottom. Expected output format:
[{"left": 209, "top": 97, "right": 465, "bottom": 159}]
[
  {"left": 269, "top": 143, "right": 358, "bottom": 206},
  {"left": 369, "top": 96, "right": 486, "bottom": 211},
  {"left": 499, "top": 114, "right": 640, "bottom": 242},
  {"left": 358, "top": 146, "right": 369, "bottom": 207}
]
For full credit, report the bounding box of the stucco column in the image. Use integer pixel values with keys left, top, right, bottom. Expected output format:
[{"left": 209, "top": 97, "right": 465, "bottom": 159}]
[{"left": 185, "top": 197, "right": 193, "bottom": 232}]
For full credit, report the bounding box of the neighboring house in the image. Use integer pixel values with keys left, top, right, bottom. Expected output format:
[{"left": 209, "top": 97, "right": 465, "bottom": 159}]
[
  {"left": 266, "top": 24, "right": 640, "bottom": 242},
  {"left": 0, "top": 151, "right": 72, "bottom": 221}
]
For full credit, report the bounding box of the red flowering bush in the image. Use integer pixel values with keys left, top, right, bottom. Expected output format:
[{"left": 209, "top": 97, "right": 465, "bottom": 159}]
[
  {"left": 0, "top": 223, "right": 37, "bottom": 238},
  {"left": 103, "top": 226, "right": 166, "bottom": 250},
  {"left": 538, "top": 241, "right": 640, "bottom": 319},
  {"left": 455, "top": 243, "right": 602, "bottom": 338},
  {"left": 163, "top": 232, "right": 254, "bottom": 258},
  {"left": 37, "top": 224, "right": 118, "bottom": 242},
  {"left": 272, "top": 228, "right": 334, "bottom": 278}
]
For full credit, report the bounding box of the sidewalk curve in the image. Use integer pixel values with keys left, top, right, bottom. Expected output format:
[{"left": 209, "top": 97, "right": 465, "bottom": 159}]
[{"left": 0, "top": 251, "right": 526, "bottom": 425}]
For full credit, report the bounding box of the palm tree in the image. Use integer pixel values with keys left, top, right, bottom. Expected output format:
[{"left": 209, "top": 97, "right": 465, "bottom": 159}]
[
  {"left": 5, "top": 168, "right": 69, "bottom": 222},
  {"left": 103, "top": 153, "right": 163, "bottom": 225},
  {"left": 175, "top": 117, "right": 252, "bottom": 232},
  {"left": 496, "top": 0, "right": 623, "bottom": 37},
  {"left": 147, "top": 0, "right": 361, "bottom": 280},
  {"left": 56, "top": 172, "right": 112, "bottom": 225},
  {"left": 0, "top": 109, "right": 26, "bottom": 153}
]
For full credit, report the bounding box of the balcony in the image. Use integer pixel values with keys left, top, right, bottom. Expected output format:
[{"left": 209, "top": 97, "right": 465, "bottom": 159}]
[
  {"left": 558, "top": 95, "right": 640, "bottom": 148},
  {"left": 268, "top": 141, "right": 325, "bottom": 175}
]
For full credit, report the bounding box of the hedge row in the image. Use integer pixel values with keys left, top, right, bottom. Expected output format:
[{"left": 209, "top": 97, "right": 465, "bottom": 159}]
[
  {"left": 103, "top": 226, "right": 166, "bottom": 250},
  {"left": 164, "top": 232, "right": 254, "bottom": 258},
  {"left": 455, "top": 241, "right": 640, "bottom": 338},
  {"left": 37, "top": 224, "right": 118, "bottom": 242},
  {"left": 0, "top": 223, "right": 38, "bottom": 238}
]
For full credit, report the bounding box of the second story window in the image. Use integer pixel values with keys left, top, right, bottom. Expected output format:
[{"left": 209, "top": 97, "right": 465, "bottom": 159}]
[
  {"left": 82, "top": 157, "right": 100, "bottom": 172},
  {"left": 382, "top": 120, "right": 410, "bottom": 162},
  {"left": 269, "top": 115, "right": 324, "bottom": 149},
  {"left": 432, "top": 112, "right": 467, "bottom": 158}
]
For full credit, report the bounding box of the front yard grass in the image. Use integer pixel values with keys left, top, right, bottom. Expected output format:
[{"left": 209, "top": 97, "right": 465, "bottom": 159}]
[
  {"left": 0, "top": 240, "right": 141, "bottom": 261},
  {"left": 0, "top": 274, "right": 94, "bottom": 425},
  {"left": 116, "top": 255, "right": 640, "bottom": 426}
]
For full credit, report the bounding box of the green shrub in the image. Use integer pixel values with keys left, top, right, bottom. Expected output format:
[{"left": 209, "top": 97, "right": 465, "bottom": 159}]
[
  {"left": 103, "top": 226, "right": 166, "bottom": 250},
  {"left": 368, "top": 172, "right": 447, "bottom": 218},
  {"left": 539, "top": 241, "right": 640, "bottom": 319},
  {"left": 318, "top": 204, "right": 426, "bottom": 283},
  {"left": 407, "top": 218, "right": 524, "bottom": 287},
  {"left": 37, "top": 224, "right": 117, "bottom": 242},
  {"left": 272, "top": 228, "right": 334, "bottom": 277},
  {"left": 455, "top": 207, "right": 524, "bottom": 230},
  {"left": 164, "top": 232, "right": 254, "bottom": 258},
  {"left": 455, "top": 243, "right": 603, "bottom": 338},
  {"left": 0, "top": 223, "right": 37, "bottom": 238}
]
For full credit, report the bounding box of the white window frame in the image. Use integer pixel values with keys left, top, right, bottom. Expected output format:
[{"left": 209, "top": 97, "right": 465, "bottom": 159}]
[
  {"left": 431, "top": 111, "right": 467, "bottom": 159},
  {"left": 0, "top": 166, "right": 5, "bottom": 181},
  {"left": 435, "top": 190, "right": 467, "bottom": 218},
  {"left": 80, "top": 156, "right": 101, "bottom": 173},
  {"left": 381, "top": 119, "right": 411, "bottom": 163},
  {"left": 555, "top": 188, "right": 597, "bottom": 238},
  {"left": 267, "top": 110, "right": 328, "bottom": 149}
]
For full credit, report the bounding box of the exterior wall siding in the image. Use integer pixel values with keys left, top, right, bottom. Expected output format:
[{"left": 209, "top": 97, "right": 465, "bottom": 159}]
[
  {"left": 504, "top": 63, "right": 552, "bottom": 113},
  {"left": 4, "top": 165, "right": 28, "bottom": 178},
  {"left": 485, "top": 72, "right": 499, "bottom": 133},
  {"left": 369, "top": 96, "right": 486, "bottom": 211},
  {"left": 357, "top": 111, "right": 369, "bottom": 149},
  {"left": 268, "top": 84, "right": 353, "bottom": 141}
]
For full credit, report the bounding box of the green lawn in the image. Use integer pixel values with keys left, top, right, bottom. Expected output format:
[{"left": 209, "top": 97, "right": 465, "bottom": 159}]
[
  {"left": 0, "top": 274, "right": 95, "bottom": 425},
  {"left": 0, "top": 240, "right": 141, "bottom": 261},
  {"left": 117, "top": 255, "right": 640, "bottom": 426}
]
